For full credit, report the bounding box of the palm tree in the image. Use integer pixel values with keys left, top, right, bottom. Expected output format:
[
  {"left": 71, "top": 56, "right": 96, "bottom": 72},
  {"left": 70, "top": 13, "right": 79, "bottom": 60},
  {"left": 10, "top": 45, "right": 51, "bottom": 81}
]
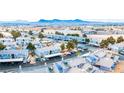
[
  {"left": 27, "top": 43, "right": 36, "bottom": 53},
  {"left": 71, "top": 39, "right": 78, "bottom": 49}
]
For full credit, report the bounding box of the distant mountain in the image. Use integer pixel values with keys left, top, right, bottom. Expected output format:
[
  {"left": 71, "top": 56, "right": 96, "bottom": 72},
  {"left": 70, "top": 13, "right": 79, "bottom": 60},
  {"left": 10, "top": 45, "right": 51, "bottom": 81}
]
[
  {"left": 38, "top": 19, "right": 90, "bottom": 23},
  {"left": 1, "top": 19, "right": 124, "bottom": 26}
]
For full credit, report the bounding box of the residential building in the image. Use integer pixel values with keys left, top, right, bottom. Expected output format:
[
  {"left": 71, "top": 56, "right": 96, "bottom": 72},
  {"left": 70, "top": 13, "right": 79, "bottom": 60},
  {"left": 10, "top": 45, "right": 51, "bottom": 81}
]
[
  {"left": 35, "top": 43, "right": 61, "bottom": 58},
  {"left": 47, "top": 34, "right": 85, "bottom": 43},
  {"left": 16, "top": 37, "right": 32, "bottom": 48},
  {"left": 0, "top": 50, "right": 29, "bottom": 63}
]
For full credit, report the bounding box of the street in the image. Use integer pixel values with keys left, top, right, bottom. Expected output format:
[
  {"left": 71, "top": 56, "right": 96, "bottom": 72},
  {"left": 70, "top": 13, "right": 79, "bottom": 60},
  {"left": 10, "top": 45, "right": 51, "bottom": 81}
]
[
  {"left": 0, "top": 49, "right": 89, "bottom": 73},
  {"left": 0, "top": 44, "right": 101, "bottom": 73}
]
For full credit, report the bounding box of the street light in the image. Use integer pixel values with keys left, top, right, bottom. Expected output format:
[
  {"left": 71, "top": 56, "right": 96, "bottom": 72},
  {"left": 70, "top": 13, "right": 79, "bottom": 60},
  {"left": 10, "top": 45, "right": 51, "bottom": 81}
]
[
  {"left": 61, "top": 55, "right": 64, "bottom": 61},
  {"left": 44, "top": 62, "right": 47, "bottom": 66},
  {"left": 61, "top": 52, "right": 66, "bottom": 62},
  {"left": 19, "top": 65, "right": 22, "bottom": 72}
]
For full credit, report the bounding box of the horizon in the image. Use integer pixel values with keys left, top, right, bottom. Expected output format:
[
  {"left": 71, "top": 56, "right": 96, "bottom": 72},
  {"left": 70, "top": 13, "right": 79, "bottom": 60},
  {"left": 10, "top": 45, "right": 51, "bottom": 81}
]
[{"left": 1, "top": 19, "right": 124, "bottom": 23}]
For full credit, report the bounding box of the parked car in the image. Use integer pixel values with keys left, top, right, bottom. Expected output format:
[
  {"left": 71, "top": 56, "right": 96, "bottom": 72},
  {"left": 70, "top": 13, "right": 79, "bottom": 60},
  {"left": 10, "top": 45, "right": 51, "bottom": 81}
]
[
  {"left": 119, "top": 50, "right": 124, "bottom": 55},
  {"left": 35, "top": 58, "right": 46, "bottom": 62}
]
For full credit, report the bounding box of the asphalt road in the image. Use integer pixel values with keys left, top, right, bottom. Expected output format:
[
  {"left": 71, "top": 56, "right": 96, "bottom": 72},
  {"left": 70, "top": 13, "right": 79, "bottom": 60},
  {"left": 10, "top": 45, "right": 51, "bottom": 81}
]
[{"left": 0, "top": 44, "right": 102, "bottom": 73}]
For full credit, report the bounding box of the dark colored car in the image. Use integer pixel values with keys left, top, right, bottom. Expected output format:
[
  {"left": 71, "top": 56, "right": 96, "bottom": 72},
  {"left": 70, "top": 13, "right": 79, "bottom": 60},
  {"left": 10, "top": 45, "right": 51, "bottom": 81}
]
[{"left": 119, "top": 50, "right": 124, "bottom": 55}]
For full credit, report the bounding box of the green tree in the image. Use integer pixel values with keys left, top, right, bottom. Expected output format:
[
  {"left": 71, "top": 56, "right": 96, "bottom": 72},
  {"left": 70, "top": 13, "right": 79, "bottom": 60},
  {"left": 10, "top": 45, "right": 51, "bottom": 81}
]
[
  {"left": 85, "top": 38, "right": 90, "bottom": 43},
  {"left": 117, "top": 36, "right": 124, "bottom": 43},
  {"left": 55, "top": 32, "right": 64, "bottom": 35},
  {"left": 29, "top": 30, "right": 33, "bottom": 35},
  {"left": 6, "top": 29, "right": 9, "bottom": 32},
  {"left": 71, "top": 39, "right": 78, "bottom": 45},
  {"left": 0, "top": 43, "right": 6, "bottom": 50},
  {"left": 67, "top": 34, "right": 79, "bottom": 37},
  {"left": 0, "top": 33, "right": 3, "bottom": 38},
  {"left": 66, "top": 41, "right": 75, "bottom": 51},
  {"left": 71, "top": 39, "right": 78, "bottom": 49},
  {"left": 60, "top": 43, "right": 66, "bottom": 52},
  {"left": 107, "top": 36, "right": 116, "bottom": 44},
  {"left": 31, "top": 37, "right": 35, "bottom": 40},
  {"left": 41, "top": 29, "right": 44, "bottom": 32},
  {"left": 100, "top": 40, "right": 109, "bottom": 48},
  {"left": 38, "top": 32, "right": 44, "bottom": 39},
  {"left": 27, "top": 43, "right": 36, "bottom": 52},
  {"left": 77, "top": 27, "right": 82, "bottom": 30},
  {"left": 76, "top": 50, "right": 81, "bottom": 56},
  {"left": 11, "top": 31, "right": 21, "bottom": 40}
]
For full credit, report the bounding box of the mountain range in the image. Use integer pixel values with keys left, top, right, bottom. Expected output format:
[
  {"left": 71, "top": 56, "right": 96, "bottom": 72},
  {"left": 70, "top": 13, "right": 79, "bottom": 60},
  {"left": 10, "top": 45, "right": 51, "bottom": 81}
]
[
  {"left": 38, "top": 19, "right": 90, "bottom": 23},
  {"left": 0, "top": 19, "right": 124, "bottom": 26}
]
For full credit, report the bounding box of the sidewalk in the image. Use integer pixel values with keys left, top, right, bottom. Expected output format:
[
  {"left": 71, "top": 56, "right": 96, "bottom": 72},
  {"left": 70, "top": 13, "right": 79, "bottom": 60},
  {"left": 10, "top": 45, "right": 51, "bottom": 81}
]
[{"left": 114, "top": 61, "right": 124, "bottom": 73}]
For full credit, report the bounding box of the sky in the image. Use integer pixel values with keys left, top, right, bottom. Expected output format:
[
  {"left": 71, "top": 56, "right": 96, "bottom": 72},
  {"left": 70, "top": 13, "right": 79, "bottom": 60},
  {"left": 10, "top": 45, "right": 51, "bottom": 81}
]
[{"left": 0, "top": 0, "right": 124, "bottom": 22}]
